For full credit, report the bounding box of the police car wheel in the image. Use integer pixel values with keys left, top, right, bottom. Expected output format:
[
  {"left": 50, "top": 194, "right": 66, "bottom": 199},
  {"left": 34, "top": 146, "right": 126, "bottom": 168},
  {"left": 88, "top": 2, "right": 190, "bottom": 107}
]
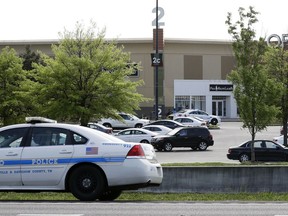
[
  {"left": 98, "top": 189, "right": 122, "bottom": 201},
  {"left": 69, "top": 165, "right": 105, "bottom": 201}
]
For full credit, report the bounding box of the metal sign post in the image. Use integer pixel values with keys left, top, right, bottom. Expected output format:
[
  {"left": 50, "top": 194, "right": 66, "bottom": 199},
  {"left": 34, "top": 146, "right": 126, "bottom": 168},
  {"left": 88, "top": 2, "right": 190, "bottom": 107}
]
[
  {"left": 154, "top": 0, "right": 159, "bottom": 120},
  {"left": 152, "top": 0, "right": 164, "bottom": 120}
]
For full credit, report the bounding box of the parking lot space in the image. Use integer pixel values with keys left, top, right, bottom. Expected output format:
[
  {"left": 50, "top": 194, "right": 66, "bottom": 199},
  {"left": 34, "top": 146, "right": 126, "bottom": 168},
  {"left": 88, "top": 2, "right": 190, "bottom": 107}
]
[{"left": 156, "top": 122, "right": 281, "bottom": 164}]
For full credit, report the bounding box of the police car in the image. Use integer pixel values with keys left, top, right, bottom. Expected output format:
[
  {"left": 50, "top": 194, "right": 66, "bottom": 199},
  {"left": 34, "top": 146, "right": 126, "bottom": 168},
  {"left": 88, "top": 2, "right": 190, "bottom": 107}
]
[{"left": 0, "top": 117, "right": 163, "bottom": 201}]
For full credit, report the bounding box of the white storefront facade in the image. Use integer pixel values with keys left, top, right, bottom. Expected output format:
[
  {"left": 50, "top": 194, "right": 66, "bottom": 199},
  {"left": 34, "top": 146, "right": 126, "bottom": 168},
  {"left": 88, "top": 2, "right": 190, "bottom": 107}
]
[{"left": 174, "top": 80, "right": 238, "bottom": 119}]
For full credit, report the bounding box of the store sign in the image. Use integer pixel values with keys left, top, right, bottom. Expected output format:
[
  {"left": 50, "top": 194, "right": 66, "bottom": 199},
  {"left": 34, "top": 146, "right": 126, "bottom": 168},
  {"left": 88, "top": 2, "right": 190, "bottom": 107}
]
[
  {"left": 267, "top": 34, "right": 288, "bottom": 48},
  {"left": 210, "top": 84, "right": 233, "bottom": 92},
  {"left": 151, "top": 53, "right": 163, "bottom": 66}
]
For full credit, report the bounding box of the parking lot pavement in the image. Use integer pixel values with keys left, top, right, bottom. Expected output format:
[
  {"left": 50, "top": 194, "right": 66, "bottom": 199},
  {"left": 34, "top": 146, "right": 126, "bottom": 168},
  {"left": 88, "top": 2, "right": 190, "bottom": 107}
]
[{"left": 156, "top": 121, "right": 281, "bottom": 164}]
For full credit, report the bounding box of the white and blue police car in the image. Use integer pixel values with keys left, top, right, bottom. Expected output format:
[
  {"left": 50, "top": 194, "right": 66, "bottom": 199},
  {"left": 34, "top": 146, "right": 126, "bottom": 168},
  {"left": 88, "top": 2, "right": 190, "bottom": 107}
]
[{"left": 0, "top": 117, "right": 163, "bottom": 201}]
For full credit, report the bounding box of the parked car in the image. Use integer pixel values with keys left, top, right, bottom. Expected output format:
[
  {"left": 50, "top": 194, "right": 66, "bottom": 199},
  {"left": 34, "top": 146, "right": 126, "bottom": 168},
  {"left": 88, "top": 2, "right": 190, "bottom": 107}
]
[
  {"left": 280, "top": 124, "right": 288, "bottom": 135},
  {"left": 174, "top": 116, "right": 207, "bottom": 127},
  {"left": 174, "top": 109, "right": 221, "bottom": 125},
  {"left": 151, "top": 126, "right": 214, "bottom": 152},
  {"left": 0, "top": 117, "right": 163, "bottom": 201},
  {"left": 142, "top": 125, "right": 172, "bottom": 135},
  {"left": 98, "top": 113, "right": 150, "bottom": 129},
  {"left": 87, "top": 122, "right": 113, "bottom": 134},
  {"left": 167, "top": 109, "right": 188, "bottom": 120},
  {"left": 146, "top": 120, "right": 185, "bottom": 129},
  {"left": 273, "top": 135, "right": 288, "bottom": 145},
  {"left": 114, "top": 128, "right": 158, "bottom": 143},
  {"left": 227, "top": 140, "right": 288, "bottom": 163}
]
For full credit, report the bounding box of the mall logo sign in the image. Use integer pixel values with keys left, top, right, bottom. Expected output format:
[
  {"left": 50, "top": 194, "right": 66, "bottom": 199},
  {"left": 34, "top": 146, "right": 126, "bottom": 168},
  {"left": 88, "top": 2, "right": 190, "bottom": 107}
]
[{"left": 209, "top": 84, "right": 233, "bottom": 92}]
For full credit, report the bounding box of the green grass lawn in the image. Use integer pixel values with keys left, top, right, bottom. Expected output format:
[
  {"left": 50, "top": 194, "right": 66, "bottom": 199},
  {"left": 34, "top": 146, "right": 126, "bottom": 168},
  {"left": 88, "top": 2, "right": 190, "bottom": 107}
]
[{"left": 1, "top": 191, "right": 288, "bottom": 201}]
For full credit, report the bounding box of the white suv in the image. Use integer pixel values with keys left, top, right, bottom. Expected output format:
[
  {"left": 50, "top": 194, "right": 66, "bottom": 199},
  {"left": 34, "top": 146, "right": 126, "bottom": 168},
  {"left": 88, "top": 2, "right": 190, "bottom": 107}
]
[{"left": 98, "top": 113, "right": 150, "bottom": 129}]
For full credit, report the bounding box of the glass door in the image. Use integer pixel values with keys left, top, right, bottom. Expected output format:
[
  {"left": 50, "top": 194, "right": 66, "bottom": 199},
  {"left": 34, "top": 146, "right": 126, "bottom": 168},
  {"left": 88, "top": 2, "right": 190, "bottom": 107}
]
[{"left": 212, "top": 100, "right": 224, "bottom": 117}]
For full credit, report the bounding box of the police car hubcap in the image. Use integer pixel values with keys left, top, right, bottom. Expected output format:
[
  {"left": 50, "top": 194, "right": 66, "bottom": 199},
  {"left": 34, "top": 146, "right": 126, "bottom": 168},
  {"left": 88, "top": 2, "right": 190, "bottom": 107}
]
[{"left": 82, "top": 178, "right": 92, "bottom": 188}]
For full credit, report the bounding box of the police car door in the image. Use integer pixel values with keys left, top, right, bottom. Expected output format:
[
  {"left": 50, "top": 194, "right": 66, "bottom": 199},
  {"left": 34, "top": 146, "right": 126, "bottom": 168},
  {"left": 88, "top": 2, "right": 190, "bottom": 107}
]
[
  {"left": 0, "top": 127, "right": 28, "bottom": 186},
  {"left": 21, "top": 127, "right": 73, "bottom": 186}
]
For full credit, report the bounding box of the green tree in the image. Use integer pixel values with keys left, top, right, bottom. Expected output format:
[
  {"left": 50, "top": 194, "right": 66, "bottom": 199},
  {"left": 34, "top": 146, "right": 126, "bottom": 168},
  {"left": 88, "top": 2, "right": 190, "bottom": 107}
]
[
  {"left": 225, "top": 7, "right": 279, "bottom": 161},
  {"left": 0, "top": 47, "right": 28, "bottom": 125},
  {"left": 20, "top": 45, "right": 44, "bottom": 71},
  {"left": 33, "top": 21, "right": 147, "bottom": 126},
  {"left": 264, "top": 46, "right": 288, "bottom": 146}
]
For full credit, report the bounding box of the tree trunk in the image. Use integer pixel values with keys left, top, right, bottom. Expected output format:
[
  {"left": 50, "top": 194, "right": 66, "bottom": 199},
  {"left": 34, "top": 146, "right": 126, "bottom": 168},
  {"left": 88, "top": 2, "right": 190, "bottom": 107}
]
[{"left": 250, "top": 129, "right": 256, "bottom": 162}]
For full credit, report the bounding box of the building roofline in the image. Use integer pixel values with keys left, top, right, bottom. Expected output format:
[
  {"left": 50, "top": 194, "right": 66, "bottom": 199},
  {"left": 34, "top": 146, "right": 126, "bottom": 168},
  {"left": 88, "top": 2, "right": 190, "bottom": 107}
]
[{"left": 0, "top": 38, "right": 233, "bottom": 45}]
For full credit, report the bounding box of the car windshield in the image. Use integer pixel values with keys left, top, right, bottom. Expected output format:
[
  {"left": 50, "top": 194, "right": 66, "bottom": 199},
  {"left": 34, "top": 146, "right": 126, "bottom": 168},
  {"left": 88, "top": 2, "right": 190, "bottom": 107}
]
[
  {"left": 128, "top": 114, "right": 139, "bottom": 120},
  {"left": 178, "top": 109, "right": 188, "bottom": 113},
  {"left": 167, "top": 127, "right": 182, "bottom": 136},
  {"left": 194, "top": 116, "right": 204, "bottom": 121},
  {"left": 277, "top": 143, "right": 287, "bottom": 149}
]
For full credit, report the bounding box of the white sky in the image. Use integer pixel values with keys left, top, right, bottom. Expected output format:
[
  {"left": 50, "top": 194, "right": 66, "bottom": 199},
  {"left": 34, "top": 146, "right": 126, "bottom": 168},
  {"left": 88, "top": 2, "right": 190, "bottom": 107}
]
[{"left": 1, "top": 0, "right": 288, "bottom": 41}]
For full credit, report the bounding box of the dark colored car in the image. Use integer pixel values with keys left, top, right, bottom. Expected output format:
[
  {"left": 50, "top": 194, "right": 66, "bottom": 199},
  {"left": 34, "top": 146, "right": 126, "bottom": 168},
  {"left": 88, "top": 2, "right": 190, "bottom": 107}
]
[
  {"left": 150, "top": 126, "right": 214, "bottom": 152},
  {"left": 147, "top": 120, "right": 185, "bottom": 129},
  {"left": 227, "top": 140, "right": 288, "bottom": 163},
  {"left": 87, "top": 122, "right": 113, "bottom": 134}
]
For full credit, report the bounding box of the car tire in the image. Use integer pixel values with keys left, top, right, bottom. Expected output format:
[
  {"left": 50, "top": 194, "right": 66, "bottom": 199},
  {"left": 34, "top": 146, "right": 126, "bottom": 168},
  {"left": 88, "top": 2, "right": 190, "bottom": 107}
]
[
  {"left": 239, "top": 153, "right": 250, "bottom": 163},
  {"left": 210, "top": 118, "right": 218, "bottom": 125},
  {"left": 164, "top": 142, "right": 173, "bottom": 152},
  {"left": 98, "top": 189, "right": 122, "bottom": 201},
  {"left": 103, "top": 123, "right": 112, "bottom": 128},
  {"left": 135, "top": 124, "right": 143, "bottom": 128},
  {"left": 140, "top": 140, "right": 149, "bottom": 143},
  {"left": 69, "top": 165, "right": 105, "bottom": 201},
  {"left": 198, "top": 141, "right": 208, "bottom": 151}
]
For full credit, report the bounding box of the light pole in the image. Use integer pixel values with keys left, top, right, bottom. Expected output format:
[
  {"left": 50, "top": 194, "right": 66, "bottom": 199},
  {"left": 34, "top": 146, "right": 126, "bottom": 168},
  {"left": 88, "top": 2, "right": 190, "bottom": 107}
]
[{"left": 154, "top": 0, "right": 159, "bottom": 120}]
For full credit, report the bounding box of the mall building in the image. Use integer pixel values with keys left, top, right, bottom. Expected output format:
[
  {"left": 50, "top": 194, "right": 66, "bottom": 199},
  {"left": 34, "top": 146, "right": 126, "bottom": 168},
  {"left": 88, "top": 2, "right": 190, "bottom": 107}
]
[{"left": 0, "top": 37, "right": 238, "bottom": 120}]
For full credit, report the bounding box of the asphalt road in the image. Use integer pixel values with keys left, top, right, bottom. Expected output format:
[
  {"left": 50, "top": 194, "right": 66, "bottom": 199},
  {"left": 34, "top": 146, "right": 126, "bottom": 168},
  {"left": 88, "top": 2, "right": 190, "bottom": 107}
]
[
  {"left": 156, "top": 121, "right": 281, "bottom": 164},
  {"left": 2, "top": 202, "right": 288, "bottom": 216}
]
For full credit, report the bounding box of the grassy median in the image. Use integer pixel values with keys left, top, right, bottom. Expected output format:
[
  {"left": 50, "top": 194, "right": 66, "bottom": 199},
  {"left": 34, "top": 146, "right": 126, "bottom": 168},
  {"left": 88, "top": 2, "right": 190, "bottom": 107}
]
[{"left": 1, "top": 192, "right": 288, "bottom": 201}]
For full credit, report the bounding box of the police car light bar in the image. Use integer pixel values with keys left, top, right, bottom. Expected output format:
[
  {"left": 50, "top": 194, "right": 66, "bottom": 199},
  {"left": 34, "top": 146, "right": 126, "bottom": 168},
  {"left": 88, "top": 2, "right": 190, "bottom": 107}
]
[{"left": 25, "top": 117, "right": 57, "bottom": 124}]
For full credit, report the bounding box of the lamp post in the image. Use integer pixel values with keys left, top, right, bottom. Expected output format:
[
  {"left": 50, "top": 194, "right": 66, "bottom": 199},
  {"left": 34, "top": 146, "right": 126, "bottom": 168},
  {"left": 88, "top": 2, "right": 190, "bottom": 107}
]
[
  {"left": 151, "top": 0, "right": 164, "bottom": 120},
  {"left": 155, "top": 0, "right": 159, "bottom": 120}
]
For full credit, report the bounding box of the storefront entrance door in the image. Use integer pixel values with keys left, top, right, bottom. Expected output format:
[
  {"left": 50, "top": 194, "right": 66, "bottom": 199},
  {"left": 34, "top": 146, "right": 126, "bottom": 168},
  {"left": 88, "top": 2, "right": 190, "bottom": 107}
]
[{"left": 212, "top": 100, "right": 224, "bottom": 117}]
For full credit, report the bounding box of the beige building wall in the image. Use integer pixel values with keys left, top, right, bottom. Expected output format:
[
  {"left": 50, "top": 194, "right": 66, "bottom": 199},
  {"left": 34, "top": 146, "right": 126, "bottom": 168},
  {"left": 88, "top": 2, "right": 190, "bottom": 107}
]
[
  {"left": 0, "top": 39, "right": 235, "bottom": 117},
  {"left": 163, "top": 54, "right": 183, "bottom": 109},
  {"left": 203, "top": 55, "right": 221, "bottom": 79}
]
